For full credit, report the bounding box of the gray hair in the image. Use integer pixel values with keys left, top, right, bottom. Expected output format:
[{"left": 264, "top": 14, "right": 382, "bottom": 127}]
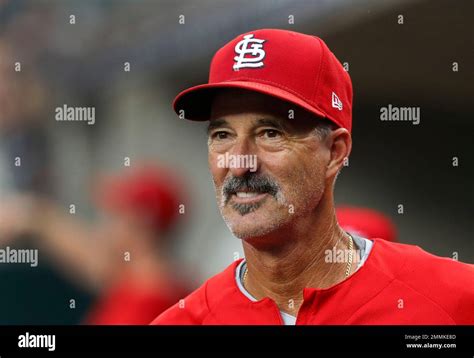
[{"left": 313, "top": 118, "right": 337, "bottom": 140}]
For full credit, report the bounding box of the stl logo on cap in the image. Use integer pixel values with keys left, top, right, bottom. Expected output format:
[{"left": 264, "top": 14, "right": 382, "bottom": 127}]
[{"left": 233, "top": 34, "right": 266, "bottom": 71}]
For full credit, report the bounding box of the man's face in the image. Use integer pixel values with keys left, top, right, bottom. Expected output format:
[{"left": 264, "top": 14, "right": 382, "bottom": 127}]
[{"left": 208, "top": 89, "right": 332, "bottom": 240}]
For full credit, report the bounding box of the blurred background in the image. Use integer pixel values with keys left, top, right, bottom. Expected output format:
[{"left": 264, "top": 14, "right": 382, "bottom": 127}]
[{"left": 0, "top": 0, "right": 472, "bottom": 324}]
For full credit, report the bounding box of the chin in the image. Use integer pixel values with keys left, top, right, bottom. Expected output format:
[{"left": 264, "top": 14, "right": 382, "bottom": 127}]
[{"left": 223, "top": 210, "right": 289, "bottom": 240}]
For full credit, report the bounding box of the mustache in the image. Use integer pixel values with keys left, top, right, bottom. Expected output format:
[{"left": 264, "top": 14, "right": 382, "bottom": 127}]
[{"left": 222, "top": 173, "right": 280, "bottom": 202}]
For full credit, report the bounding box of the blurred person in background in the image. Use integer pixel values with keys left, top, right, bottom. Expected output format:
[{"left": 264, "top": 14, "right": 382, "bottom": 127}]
[
  {"left": 336, "top": 206, "right": 397, "bottom": 243},
  {"left": 0, "top": 165, "right": 190, "bottom": 324}
]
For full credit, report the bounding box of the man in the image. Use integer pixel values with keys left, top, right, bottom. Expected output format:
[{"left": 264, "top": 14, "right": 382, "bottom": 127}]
[{"left": 152, "top": 29, "right": 473, "bottom": 325}]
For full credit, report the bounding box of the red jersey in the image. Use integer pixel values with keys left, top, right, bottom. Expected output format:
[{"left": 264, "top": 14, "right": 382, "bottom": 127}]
[{"left": 151, "top": 239, "right": 474, "bottom": 325}]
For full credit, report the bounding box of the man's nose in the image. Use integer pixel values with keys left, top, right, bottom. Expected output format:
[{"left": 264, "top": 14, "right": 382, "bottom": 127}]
[{"left": 228, "top": 138, "right": 258, "bottom": 177}]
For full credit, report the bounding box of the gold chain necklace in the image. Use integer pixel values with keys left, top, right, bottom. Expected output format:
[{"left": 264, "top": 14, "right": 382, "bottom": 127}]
[
  {"left": 344, "top": 233, "right": 354, "bottom": 277},
  {"left": 242, "top": 234, "right": 354, "bottom": 286}
]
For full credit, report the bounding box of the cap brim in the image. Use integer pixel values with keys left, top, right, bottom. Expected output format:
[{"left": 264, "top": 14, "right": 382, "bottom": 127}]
[{"left": 172, "top": 81, "right": 327, "bottom": 121}]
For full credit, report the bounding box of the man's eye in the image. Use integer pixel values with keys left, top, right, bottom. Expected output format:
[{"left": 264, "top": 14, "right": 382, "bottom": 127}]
[
  {"left": 212, "top": 131, "right": 229, "bottom": 140},
  {"left": 262, "top": 129, "right": 281, "bottom": 138}
]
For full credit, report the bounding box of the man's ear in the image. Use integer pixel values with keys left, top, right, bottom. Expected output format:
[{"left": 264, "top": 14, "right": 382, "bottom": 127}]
[{"left": 325, "top": 128, "right": 352, "bottom": 179}]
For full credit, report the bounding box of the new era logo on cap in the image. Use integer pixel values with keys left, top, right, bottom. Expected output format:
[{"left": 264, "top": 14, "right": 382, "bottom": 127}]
[
  {"left": 173, "top": 29, "right": 353, "bottom": 132},
  {"left": 332, "top": 92, "right": 343, "bottom": 111}
]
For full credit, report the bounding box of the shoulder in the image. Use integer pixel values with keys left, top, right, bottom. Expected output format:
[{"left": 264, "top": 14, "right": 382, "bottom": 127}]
[
  {"left": 150, "top": 260, "right": 241, "bottom": 325},
  {"left": 373, "top": 239, "right": 474, "bottom": 324}
]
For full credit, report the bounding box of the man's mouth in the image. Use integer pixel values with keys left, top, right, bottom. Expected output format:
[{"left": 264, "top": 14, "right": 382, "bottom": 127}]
[
  {"left": 230, "top": 191, "right": 268, "bottom": 204},
  {"left": 221, "top": 175, "right": 280, "bottom": 212}
]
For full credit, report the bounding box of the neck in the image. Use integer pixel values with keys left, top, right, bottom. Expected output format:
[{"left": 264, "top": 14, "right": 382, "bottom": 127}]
[{"left": 242, "top": 193, "right": 354, "bottom": 316}]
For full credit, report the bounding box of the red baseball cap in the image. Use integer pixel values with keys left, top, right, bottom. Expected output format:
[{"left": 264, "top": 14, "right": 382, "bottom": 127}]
[
  {"left": 173, "top": 28, "right": 353, "bottom": 132},
  {"left": 336, "top": 206, "right": 398, "bottom": 242}
]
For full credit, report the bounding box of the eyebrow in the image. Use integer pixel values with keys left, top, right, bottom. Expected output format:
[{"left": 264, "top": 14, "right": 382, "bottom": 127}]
[
  {"left": 207, "top": 118, "right": 229, "bottom": 135},
  {"left": 253, "top": 118, "right": 286, "bottom": 131},
  {"left": 206, "top": 117, "right": 287, "bottom": 136}
]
